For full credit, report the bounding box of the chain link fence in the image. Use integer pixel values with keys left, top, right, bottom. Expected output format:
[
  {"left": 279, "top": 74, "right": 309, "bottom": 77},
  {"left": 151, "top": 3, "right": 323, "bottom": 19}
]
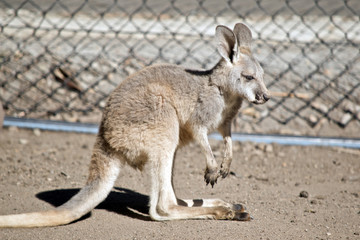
[{"left": 1, "top": 0, "right": 359, "bottom": 137}]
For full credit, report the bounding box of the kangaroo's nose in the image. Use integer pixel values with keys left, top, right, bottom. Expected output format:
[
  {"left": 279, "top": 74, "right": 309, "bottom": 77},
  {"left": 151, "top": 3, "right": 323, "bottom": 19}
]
[{"left": 263, "top": 93, "right": 270, "bottom": 102}]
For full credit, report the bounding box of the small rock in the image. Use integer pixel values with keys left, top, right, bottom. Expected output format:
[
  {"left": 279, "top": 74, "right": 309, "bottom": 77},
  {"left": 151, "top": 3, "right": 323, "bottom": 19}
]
[
  {"left": 308, "top": 114, "right": 318, "bottom": 125},
  {"left": 256, "top": 143, "right": 266, "bottom": 151},
  {"left": 342, "top": 101, "right": 355, "bottom": 113},
  {"left": 304, "top": 209, "right": 316, "bottom": 213},
  {"left": 314, "top": 195, "right": 326, "bottom": 200},
  {"left": 254, "top": 176, "right": 269, "bottom": 182},
  {"left": 33, "top": 128, "right": 41, "bottom": 136},
  {"left": 49, "top": 114, "right": 62, "bottom": 121},
  {"left": 62, "top": 113, "right": 78, "bottom": 122},
  {"left": 332, "top": 160, "right": 340, "bottom": 166},
  {"left": 299, "top": 191, "right": 309, "bottom": 198},
  {"left": 265, "top": 144, "right": 273, "bottom": 153},
  {"left": 60, "top": 172, "right": 70, "bottom": 178},
  {"left": 260, "top": 109, "right": 269, "bottom": 118},
  {"left": 99, "top": 100, "right": 106, "bottom": 108},
  {"left": 351, "top": 192, "right": 359, "bottom": 198},
  {"left": 311, "top": 101, "right": 328, "bottom": 113},
  {"left": 19, "top": 139, "right": 28, "bottom": 145},
  {"left": 340, "top": 113, "right": 352, "bottom": 126},
  {"left": 124, "top": 66, "right": 137, "bottom": 75},
  {"left": 310, "top": 199, "right": 318, "bottom": 205}
]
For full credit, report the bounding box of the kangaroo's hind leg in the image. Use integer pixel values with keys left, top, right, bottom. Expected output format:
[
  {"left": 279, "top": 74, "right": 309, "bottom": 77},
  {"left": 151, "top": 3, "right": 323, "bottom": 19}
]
[{"left": 147, "top": 142, "right": 250, "bottom": 221}]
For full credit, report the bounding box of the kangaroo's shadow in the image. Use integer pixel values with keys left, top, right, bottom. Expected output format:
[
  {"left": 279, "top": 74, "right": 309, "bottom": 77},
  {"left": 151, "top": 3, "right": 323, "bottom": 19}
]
[{"left": 36, "top": 187, "right": 150, "bottom": 222}]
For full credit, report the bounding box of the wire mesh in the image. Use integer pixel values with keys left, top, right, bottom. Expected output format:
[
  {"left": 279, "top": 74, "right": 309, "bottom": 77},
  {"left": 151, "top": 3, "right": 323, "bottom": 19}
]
[{"left": 1, "top": 0, "right": 359, "bottom": 136}]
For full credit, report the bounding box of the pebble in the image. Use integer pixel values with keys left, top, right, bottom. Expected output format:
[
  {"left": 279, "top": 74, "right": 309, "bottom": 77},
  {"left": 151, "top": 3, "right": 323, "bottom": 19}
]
[
  {"left": 340, "top": 113, "right": 352, "bottom": 126},
  {"left": 311, "top": 101, "right": 328, "bottom": 113},
  {"left": 314, "top": 195, "right": 326, "bottom": 200},
  {"left": 304, "top": 209, "right": 316, "bottom": 213},
  {"left": 351, "top": 192, "right": 359, "bottom": 198},
  {"left": 63, "top": 113, "right": 78, "bottom": 122},
  {"left": 265, "top": 144, "right": 273, "bottom": 153},
  {"left": 342, "top": 101, "right": 355, "bottom": 113},
  {"left": 260, "top": 109, "right": 269, "bottom": 118},
  {"left": 300, "top": 191, "right": 309, "bottom": 198},
  {"left": 33, "top": 128, "right": 41, "bottom": 136},
  {"left": 19, "top": 139, "right": 28, "bottom": 145},
  {"left": 308, "top": 114, "right": 318, "bottom": 125}
]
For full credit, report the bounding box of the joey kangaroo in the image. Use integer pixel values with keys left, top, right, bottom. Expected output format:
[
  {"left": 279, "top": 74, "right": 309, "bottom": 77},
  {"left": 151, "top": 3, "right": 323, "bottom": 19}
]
[{"left": 0, "top": 23, "right": 269, "bottom": 227}]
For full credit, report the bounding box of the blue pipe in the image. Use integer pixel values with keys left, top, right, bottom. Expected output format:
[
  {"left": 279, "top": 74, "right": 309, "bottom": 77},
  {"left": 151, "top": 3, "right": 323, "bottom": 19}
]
[
  {"left": 3, "top": 116, "right": 360, "bottom": 149},
  {"left": 3, "top": 116, "right": 99, "bottom": 134}
]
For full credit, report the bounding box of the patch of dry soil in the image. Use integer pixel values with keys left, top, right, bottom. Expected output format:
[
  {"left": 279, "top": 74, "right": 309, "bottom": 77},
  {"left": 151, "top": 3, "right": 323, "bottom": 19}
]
[{"left": 0, "top": 128, "right": 359, "bottom": 239}]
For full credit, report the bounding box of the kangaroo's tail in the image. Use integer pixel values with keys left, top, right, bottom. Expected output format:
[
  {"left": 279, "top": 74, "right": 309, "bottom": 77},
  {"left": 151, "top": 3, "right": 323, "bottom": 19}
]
[{"left": 0, "top": 137, "right": 120, "bottom": 228}]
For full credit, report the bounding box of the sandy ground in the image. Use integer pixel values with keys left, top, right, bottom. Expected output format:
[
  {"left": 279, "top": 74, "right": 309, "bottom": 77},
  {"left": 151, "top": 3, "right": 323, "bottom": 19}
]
[{"left": 0, "top": 127, "right": 359, "bottom": 240}]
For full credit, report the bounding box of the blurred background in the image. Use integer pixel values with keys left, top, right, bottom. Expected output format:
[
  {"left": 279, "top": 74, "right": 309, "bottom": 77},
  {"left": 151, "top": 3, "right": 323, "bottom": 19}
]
[{"left": 1, "top": 0, "right": 359, "bottom": 137}]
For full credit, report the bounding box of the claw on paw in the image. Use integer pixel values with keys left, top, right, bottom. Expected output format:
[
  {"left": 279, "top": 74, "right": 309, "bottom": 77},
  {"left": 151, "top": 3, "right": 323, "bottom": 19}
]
[
  {"left": 204, "top": 168, "right": 219, "bottom": 187},
  {"left": 219, "top": 167, "right": 230, "bottom": 178},
  {"left": 234, "top": 212, "right": 251, "bottom": 221}
]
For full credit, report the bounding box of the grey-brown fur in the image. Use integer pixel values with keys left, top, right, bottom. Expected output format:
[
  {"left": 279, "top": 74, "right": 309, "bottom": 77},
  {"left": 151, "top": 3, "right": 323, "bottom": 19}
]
[{"left": 0, "top": 23, "right": 269, "bottom": 227}]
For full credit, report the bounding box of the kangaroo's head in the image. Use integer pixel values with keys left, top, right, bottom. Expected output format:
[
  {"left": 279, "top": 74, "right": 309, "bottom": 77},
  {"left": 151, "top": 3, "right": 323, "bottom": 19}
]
[{"left": 216, "top": 23, "right": 270, "bottom": 104}]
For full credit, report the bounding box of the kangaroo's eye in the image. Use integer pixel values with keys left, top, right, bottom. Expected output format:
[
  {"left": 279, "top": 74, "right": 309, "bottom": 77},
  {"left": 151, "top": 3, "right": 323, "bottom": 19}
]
[{"left": 242, "top": 74, "right": 254, "bottom": 81}]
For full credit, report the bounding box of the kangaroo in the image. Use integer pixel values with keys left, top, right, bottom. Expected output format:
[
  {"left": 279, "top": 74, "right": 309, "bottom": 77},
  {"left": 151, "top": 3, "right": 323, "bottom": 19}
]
[{"left": 0, "top": 23, "right": 269, "bottom": 227}]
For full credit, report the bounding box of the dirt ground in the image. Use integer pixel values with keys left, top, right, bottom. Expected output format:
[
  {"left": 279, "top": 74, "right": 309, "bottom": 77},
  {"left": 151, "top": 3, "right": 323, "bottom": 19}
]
[{"left": 0, "top": 127, "right": 359, "bottom": 240}]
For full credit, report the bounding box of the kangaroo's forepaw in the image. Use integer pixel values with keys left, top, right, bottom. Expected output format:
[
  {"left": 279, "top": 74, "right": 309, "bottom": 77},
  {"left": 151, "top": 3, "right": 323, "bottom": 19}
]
[
  {"left": 219, "top": 163, "right": 230, "bottom": 178},
  {"left": 204, "top": 167, "right": 219, "bottom": 187}
]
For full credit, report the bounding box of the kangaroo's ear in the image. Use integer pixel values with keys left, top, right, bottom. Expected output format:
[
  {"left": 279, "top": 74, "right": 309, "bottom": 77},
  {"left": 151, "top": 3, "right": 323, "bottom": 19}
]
[
  {"left": 234, "top": 23, "right": 252, "bottom": 51},
  {"left": 215, "top": 25, "right": 236, "bottom": 64}
]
